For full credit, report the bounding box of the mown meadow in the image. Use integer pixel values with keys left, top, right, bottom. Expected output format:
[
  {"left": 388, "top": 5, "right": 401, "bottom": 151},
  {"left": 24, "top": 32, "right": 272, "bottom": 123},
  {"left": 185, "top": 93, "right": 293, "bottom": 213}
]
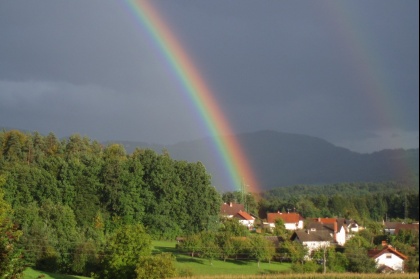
[
  {"left": 153, "top": 240, "right": 292, "bottom": 277},
  {"left": 22, "top": 240, "right": 420, "bottom": 279}
]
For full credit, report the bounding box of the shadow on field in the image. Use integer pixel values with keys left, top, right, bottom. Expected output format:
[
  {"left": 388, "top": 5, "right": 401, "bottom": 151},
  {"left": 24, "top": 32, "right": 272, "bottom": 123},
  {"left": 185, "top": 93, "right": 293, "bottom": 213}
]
[
  {"left": 258, "top": 269, "right": 289, "bottom": 275},
  {"left": 31, "top": 272, "right": 84, "bottom": 279},
  {"left": 176, "top": 256, "right": 205, "bottom": 264},
  {"left": 50, "top": 276, "right": 81, "bottom": 279},
  {"left": 152, "top": 245, "right": 178, "bottom": 253},
  {"left": 225, "top": 259, "right": 250, "bottom": 266}
]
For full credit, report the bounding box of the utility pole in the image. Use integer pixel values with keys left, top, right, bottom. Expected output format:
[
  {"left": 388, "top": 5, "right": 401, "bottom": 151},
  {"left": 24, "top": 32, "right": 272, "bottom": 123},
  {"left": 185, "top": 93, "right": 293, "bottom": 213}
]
[{"left": 241, "top": 178, "right": 249, "bottom": 212}]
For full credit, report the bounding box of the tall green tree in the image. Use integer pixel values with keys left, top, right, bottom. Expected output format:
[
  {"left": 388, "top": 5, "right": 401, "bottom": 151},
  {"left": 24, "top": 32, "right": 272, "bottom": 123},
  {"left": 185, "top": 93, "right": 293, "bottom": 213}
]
[
  {"left": 175, "top": 161, "right": 220, "bottom": 234},
  {"left": 0, "top": 176, "right": 24, "bottom": 279},
  {"left": 199, "top": 231, "right": 220, "bottom": 265},
  {"left": 97, "top": 224, "right": 152, "bottom": 279},
  {"left": 249, "top": 234, "right": 275, "bottom": 267}
]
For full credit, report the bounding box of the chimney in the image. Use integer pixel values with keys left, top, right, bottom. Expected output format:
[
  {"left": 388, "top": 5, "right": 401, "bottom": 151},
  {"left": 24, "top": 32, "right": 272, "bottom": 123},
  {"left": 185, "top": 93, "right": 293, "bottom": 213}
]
[
  {"left": 318, "top": 217, "right": 321, "bottom": 222},
  {"left": 382, "top": 240, "right": 387, "bottom": 246},
  {"left": 333, "top": 221, "right": 338, "bottom": 242},
  {"left": 229, "top": 202, "right": 233, "bottom": 207}
]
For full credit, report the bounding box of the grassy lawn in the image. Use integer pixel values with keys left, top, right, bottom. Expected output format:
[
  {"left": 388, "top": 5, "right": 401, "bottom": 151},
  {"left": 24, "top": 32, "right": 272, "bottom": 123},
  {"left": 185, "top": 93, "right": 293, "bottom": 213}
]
[
  {"left": 23, "top": 241, "right": 292, "bottom": 279},
  {"left": 23, "top": 268, "right": 90, "bottom": 279},
  {"left": 152, "top": 240, "right": 292, "bottom": 276}
]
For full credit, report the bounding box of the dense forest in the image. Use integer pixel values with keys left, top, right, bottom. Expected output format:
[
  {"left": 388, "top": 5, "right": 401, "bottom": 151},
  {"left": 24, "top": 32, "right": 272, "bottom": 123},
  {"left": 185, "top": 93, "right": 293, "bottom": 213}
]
[
  {"left": 0, "top": 130, "right": 418, "bottom": 277},
  {"left": 258, "top": 182, "right": 419, "bottom": 222},
  {"left": 0, "top": 130, "right": 221, "bottom": 275}
]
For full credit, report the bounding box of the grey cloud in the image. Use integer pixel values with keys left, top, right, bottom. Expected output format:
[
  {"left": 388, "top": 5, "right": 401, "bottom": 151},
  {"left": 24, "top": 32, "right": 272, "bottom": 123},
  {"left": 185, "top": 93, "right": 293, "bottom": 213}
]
[{"left": 0, "top": 0, "right": 418, "bottom": 152}]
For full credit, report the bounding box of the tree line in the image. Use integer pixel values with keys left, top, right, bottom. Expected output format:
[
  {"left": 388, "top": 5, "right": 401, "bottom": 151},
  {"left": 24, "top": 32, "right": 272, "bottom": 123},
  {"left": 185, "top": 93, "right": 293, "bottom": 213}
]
[
  {"left": 0, "top": 130, "right": 221, "bottom": 276},
  {"left": 222, "top": 181, "right": 419, "bottom": 224},
  {"left": 259, "top": 182, "right": 419, "bottom": 223}
]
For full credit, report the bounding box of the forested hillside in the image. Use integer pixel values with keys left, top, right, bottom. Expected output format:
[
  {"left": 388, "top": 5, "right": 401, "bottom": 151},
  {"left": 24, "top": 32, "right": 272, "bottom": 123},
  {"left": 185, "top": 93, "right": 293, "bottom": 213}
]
[
  {"left": 258, "top": 182, "right": 419, "bottom": 222},
  {"left": 0, "top": 130, "right": 221, "bottom": 275}
]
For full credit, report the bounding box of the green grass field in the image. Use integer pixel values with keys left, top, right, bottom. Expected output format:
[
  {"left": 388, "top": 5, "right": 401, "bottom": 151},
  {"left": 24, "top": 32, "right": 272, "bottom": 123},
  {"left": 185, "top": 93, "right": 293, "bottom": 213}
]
[
  {"left": 24, "top": 241, "right": 418, "bottom": 279},
  {"left": 23, "top": 240, "right": 291, "bottom": 279},
  {"left": 23, "top": 268, "right": 90, "bottom": 279},
  {"left": 152, "top": 240, "right": 292, "bottom": 276}
]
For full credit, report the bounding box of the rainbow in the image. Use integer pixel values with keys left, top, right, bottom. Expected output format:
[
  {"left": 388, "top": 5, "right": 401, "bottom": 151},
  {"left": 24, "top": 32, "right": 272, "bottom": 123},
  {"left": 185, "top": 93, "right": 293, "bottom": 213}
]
[
  {"left": 320, "top": 1, "right": 399, "bottom": 129},
  {"left": 124, "top": 0, "right": 259, "bottom": 192},
  {"left": 320, "top": 1, "right": 415, "bottom": 177}
]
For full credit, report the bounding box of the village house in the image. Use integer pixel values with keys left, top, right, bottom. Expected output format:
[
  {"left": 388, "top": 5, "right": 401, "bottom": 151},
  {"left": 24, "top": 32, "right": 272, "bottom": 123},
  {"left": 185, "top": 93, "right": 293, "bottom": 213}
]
[
  {"left": 306, "top": 221, "right": 346, "bottom": 245},
  {"left": 394, "top": 223, "right": 419, "bottom": 235},
  {"left": 308, "top": 217, "right": 358, "bottom": 244},
  {"left": 233, "top": 210, "right": 255, "bottom": 229},
  {"left": 220, "top": 202, "right": 244, "bottom": 218},
  {"left": 291, "top": 221, "right": 345, "bottom": 255},
  {"left": 368, "top": 244, "right": 408, "bottom": 272},
  {"left": 291, "top": 228, "right": 334, "bottom": 256},
  {"left": 220, "top": 202, "right": 255, "bottom": 229},
  {"left": 266, "top": 212, "right": 304, "bottom": 231},
  {"left": 383, "top": 221, "right": 402, "bottom": 235}
]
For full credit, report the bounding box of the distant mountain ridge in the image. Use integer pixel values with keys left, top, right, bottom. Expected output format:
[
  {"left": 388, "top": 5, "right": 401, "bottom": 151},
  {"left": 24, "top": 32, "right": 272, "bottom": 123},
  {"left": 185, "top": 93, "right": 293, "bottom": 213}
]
[{"left": 107, "top": 130, "right": 419, "bottom": 192}]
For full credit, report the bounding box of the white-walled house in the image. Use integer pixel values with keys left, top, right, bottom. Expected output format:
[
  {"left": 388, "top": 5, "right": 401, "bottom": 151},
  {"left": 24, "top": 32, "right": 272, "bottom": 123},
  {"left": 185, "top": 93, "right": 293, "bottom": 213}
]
[
  {"left": 291, "top": 220, "right": 349, "bottom": 257},
  {"left": 220, "top": 202, "right": 245, "bottom": 218},
  {"left": 368, "top": 245, "right": 408, "bottom": 272},
  {"left": 234, "top": 210, "right": 255, "bottom": 229},
  {"left": 307, "top": 217, "right": 360, "bottom": 245},
  {"left": 266, "top": 212, "right": 304, "bottom": 231},
  {"left": 291, "top": 229, "right": 333, "bottom": 256},
  {"left": 306, "top": 221, "right": 347, "bottom": 246},
  {"left": 220, "top": 203, "right": 255, "bottom": 229}
]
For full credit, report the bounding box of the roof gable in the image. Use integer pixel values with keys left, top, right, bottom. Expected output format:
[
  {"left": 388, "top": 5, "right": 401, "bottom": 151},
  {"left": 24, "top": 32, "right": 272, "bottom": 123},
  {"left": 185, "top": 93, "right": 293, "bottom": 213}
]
[
  {"left": 220, "top": 203, "right": 245, "bottom": 216},
  {"left": 234, "top": 210, "right": 254, "bottom": 221},
  {"left": 368, "top": 245, "right": 408, "bottom": 260}
]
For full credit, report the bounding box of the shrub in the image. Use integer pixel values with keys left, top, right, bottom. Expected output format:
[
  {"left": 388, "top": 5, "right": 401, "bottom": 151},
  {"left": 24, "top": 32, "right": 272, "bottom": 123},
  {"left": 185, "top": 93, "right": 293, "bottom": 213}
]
[{"left": 136, "top": 253, "right": 178, "bottom": 279}]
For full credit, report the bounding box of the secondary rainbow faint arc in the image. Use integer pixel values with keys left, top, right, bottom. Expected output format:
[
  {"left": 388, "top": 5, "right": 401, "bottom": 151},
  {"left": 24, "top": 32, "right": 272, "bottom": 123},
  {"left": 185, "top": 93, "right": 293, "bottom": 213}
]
[{"left": 125, "top": 0, "right": 259, "bottom": 192}]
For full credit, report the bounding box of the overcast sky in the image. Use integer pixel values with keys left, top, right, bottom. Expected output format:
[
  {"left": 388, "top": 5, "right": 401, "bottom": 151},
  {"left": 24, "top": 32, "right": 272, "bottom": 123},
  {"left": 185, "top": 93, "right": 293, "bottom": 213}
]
[{"left": 0, "top": 0, "right": 418, "bottom": 153}]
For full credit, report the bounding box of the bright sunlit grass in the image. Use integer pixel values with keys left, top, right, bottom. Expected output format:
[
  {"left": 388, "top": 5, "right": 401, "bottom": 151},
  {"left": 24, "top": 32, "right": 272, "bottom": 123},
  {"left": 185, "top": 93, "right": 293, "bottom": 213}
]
[
  {"left": 152, "top": 240, "right": 292, "bottom": 277},
  {"left": 23, "top": 268, "right": 90, "bottom": 279}
]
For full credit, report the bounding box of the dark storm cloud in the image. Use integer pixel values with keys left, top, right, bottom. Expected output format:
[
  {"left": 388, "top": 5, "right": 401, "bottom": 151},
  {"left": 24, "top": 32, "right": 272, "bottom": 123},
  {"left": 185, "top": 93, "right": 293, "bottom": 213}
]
[{"left": 0, "top": 0, "right": 418, "bottom": 151}]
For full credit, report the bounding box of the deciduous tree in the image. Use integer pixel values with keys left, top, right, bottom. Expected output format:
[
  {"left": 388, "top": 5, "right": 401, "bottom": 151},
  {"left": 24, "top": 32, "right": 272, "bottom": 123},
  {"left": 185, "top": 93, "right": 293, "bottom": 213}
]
[
  {"left": 0, "top": 176, "right": 24, "bottom": 279},
  {"left": 97, "top": 223, "right": 152, "bottom": 279}
]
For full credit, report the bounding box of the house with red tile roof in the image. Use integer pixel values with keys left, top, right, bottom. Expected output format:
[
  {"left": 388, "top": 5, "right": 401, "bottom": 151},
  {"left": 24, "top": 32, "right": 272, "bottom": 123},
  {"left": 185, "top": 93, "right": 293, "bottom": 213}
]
[
  {"left": 234, "top": 210, "right": 255, "bottom": 229},
  {"left": 220, "top": 203, "right": 255, "bottom": 229},
  {"left": 266, "top": 212, "right": 304, "bottom": 230},
  {"left": 368, "top": 245, "right": 408, "bottom": 272},
  {"left": 220, "top": 202, "right": 245, "bottom": 218}
]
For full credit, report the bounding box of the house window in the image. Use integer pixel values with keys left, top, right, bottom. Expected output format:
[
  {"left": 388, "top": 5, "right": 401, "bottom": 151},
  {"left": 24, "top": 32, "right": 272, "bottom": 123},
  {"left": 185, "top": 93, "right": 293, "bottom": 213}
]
[{"left": 386, "top": 254, "right": 392, "bottom": 259}]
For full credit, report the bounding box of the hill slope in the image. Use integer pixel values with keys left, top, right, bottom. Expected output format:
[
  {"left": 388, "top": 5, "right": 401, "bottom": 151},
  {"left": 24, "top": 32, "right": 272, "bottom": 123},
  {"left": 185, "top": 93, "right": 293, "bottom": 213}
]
[{"left": 111, "top": 130, "right": 419, "bottom": 192}]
